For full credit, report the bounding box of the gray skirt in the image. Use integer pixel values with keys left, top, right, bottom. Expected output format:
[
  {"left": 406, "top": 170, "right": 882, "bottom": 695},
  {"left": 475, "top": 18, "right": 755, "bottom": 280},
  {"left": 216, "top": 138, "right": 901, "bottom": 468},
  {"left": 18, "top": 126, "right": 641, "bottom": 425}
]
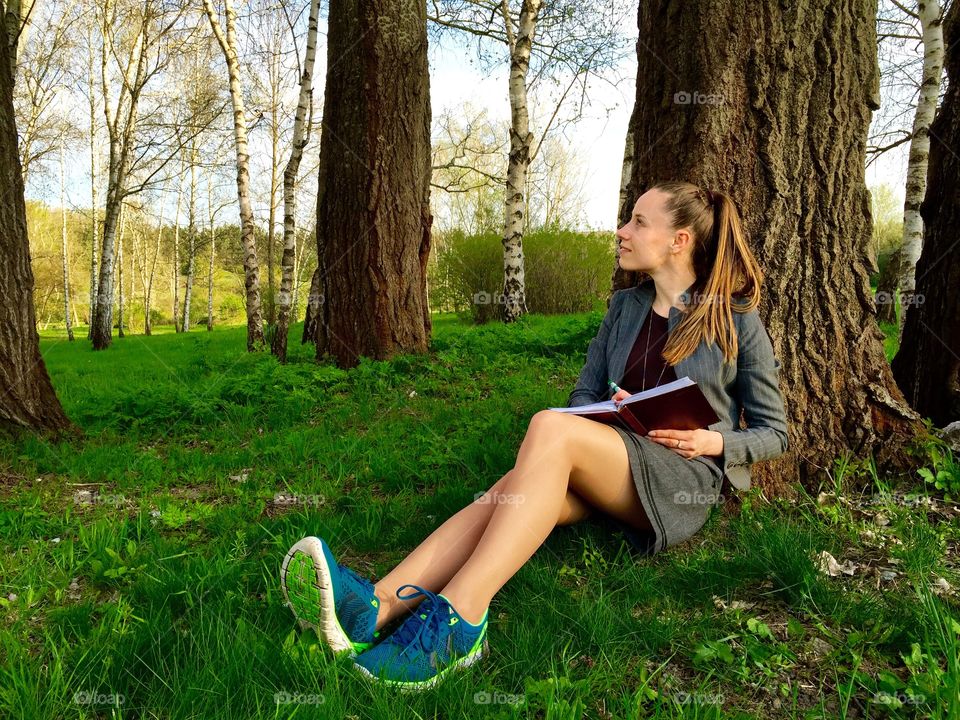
[{"left": 606, "top": 425, "right": 724, "bottom": 557}]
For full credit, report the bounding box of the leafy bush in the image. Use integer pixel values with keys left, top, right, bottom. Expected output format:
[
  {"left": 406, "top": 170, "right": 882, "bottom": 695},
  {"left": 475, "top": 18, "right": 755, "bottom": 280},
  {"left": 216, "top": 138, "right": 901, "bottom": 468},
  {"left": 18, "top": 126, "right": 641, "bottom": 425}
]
[{"left": 429, "top": 229, "right": 614, "bottom": 322}]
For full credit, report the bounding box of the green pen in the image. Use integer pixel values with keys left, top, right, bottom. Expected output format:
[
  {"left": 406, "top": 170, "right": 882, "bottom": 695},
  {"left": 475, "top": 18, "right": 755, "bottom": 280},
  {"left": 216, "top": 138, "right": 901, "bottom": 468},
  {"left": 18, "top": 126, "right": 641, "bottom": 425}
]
[{"left": 608, "top": 380, "right": 623, "bottom": 395}]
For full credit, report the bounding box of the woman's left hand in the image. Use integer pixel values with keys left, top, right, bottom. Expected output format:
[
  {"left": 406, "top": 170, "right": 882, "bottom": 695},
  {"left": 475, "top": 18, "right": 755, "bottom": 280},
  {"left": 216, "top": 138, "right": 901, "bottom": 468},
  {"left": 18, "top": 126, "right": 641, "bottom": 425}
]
[{"left": 647, "top": 428, "right": 723, "bottom": 460}]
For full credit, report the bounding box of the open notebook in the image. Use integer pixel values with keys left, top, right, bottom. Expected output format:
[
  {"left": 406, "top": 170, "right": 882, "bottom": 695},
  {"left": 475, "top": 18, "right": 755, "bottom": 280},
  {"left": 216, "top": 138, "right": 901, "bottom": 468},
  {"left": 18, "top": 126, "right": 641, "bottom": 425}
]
[{"left": 549, "top": 376, "right": 719, "bottom": 435}]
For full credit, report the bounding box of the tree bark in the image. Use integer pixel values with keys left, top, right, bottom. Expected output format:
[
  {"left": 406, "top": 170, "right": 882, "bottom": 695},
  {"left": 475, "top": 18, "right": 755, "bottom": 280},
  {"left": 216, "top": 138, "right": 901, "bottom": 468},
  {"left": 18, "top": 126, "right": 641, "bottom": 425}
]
[
  {"left": 500, "top": 0, "right": 541, "bottom": 323},
  {"left": 314, "top": 0, "right": 432, "bottom": 368},
  {"left": 0, "top": 11, "right": 66, "bottom": 430},
  {"left": 201, "top": 0, "right": 265, "bottom": 352},
  {"left": 272, "top": 0, "right": 320, "bottom": 363},
  {"left": 896, "top": 0, "right": 944, "bottom": 340},
  {"left": 617, "top": 0, "right": 923, "bottom": 493},
  {"left": 892, "top": 0, "right": 960, "bottom": 427}
]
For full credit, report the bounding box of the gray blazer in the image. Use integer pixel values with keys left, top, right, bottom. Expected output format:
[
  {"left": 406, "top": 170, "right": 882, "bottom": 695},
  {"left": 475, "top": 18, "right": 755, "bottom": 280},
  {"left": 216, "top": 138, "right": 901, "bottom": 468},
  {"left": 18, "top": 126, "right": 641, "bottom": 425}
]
[{"left": 567, "top": 278, "right": 788, "bottom": 491}]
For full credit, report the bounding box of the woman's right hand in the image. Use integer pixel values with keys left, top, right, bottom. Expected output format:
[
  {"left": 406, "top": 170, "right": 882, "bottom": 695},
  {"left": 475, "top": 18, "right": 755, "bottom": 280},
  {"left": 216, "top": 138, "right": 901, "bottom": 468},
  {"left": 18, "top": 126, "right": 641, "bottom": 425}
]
[{"left": 612, "top": 388, "right": 631, "bottom": 405}]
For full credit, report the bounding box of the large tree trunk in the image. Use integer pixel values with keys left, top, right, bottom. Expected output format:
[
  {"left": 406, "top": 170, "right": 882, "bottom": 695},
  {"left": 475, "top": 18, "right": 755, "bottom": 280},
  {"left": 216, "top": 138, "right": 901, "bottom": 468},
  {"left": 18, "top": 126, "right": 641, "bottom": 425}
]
[
  {"left": 202, "top": 0, "right": 265, "bottom": 352},
  {"left": 272, "top": 0, "right": 320, "bottom": 363},
  {"left": 500, "top": 0, "right": 541, "bottom": 323},
  {"left": 313, "top": 0, "right": 432, "bottom": 368},
  {"left": 892, "top": 1, "right": 960, "bottom": 427},
  {"left": 896, "top": 0, "right": 944, "bottom": 339},
  {"left": 0, "top": 14, "right": 70, "bottom": 432},
  {"left": 617, "top": 0, "right": 923, "bottom": 493}
]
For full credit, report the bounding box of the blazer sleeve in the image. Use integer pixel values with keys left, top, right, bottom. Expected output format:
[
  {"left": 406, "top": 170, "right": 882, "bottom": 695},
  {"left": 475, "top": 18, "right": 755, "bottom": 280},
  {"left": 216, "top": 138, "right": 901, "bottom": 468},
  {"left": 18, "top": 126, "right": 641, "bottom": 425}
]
[
  {"left": 716, "top": 309, "right": 789, "bottom": 474},
  {"left": 566, "top": 289, "right": 629, "bottom": 408}
]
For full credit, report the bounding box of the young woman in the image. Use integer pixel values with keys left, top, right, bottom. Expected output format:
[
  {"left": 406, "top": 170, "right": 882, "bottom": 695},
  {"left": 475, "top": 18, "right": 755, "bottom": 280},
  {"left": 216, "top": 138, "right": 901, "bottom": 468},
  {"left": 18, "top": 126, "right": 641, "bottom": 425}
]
[{"left": 280, "top": 181, "right": 789, "bottom": 691}]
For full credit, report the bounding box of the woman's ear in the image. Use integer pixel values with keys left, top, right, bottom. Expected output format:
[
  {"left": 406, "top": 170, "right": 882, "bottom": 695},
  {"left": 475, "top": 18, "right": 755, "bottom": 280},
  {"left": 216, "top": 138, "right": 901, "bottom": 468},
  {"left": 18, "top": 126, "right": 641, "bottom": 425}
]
[{"left": 672, "top": 228, "right": 693, "bottom": 253}]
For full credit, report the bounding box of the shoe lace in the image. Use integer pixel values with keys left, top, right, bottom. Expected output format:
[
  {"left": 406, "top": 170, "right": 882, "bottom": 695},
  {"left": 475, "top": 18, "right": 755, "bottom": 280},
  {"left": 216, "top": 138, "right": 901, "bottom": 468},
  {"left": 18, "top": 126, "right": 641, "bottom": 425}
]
[{"left": 389, "top": 584, "right": 448, "bottom": 658}]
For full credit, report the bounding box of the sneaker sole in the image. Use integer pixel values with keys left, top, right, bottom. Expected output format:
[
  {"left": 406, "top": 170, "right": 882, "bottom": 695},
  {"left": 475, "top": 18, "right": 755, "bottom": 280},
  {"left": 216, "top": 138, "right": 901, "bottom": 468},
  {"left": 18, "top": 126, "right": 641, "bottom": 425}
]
[
  {"left": 280, "top": 536, "right": 370, "bottom": 656},
  {"left": 353, "top": 638, "right": 489, "bottom": 692}
]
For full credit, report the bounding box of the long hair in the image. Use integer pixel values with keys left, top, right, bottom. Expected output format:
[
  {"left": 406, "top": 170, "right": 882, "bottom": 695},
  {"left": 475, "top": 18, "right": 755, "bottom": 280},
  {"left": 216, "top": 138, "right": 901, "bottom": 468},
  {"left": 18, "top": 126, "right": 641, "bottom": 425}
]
[{"left": 651, "top": 181, "right": 764, "bottom": 366}]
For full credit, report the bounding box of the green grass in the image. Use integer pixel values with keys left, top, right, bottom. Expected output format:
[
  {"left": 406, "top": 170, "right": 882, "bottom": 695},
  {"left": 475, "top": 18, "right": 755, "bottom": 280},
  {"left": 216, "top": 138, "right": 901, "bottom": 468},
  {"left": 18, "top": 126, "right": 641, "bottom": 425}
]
[{"left": 1, "top": 313, "right": 957, "bottom": 719}]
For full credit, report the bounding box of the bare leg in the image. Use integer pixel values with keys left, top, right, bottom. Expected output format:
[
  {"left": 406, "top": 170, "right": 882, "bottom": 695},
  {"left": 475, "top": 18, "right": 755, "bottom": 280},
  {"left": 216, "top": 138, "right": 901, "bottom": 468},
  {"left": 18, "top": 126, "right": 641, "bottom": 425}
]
[
  {"left": 373, "top": 467, "right": 594, "bottom": 630},
  {"left": 437, "top": 411, "right": 648, "bottom": 624}
]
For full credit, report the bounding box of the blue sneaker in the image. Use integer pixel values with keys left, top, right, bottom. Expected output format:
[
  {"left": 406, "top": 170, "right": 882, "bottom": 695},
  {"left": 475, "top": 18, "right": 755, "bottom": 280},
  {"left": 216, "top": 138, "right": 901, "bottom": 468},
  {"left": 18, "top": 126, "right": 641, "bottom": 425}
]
[
  {"left": 353, "top": 584, "right": 489, "bottom": 691},
  {"left": 280, "top": 536, "right": 382, "bottom": 655}
]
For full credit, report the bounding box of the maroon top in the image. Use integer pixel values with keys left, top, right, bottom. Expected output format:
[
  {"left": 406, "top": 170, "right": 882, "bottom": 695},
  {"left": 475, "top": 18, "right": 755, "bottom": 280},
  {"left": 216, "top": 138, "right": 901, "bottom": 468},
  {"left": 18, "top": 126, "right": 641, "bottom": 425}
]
[{"left": 619, "top": 307, "right": 677, "bottom": 395}]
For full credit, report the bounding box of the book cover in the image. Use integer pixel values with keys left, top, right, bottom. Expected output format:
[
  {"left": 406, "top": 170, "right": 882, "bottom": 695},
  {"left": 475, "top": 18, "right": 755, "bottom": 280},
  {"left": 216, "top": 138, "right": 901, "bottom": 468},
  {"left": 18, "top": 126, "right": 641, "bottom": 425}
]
[{"left": 550, "top": 377, "right": 719, "bottom": 435}]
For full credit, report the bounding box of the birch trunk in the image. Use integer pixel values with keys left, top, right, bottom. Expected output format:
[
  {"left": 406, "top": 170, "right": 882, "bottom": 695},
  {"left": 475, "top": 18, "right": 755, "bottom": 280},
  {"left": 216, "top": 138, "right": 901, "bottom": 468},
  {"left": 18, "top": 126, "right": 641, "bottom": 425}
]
[
  {"left": 172, "top": 161, "right": 184, "bottom": 332},
  {"left": 182, "top": 140, "right": 197, "bottom": 333},
  {"left": 206, "top": 180, "right": 215, "bottom": 331},
  {"left": 500, "top": 0, "right": 541, "bottom": 323},
  {"left": 201, "top": 0, "right": 265, "bottom": 351},
  {"left": 91, "top": 3, "right": 148, "bottom": 350},
  {"left": 143, "top": 179, "right": 167, "bottom": 336},
  {"left": 892, "top": 0, "right": 960, "bottom": 425},
  {"left": 617, "top": 0, "right": 923, "bottom": 492},
  {"left": 87, "top": 27, "right": 99, "bottom": 337},
  {"left": 896, "top": 0, "right": 944, "bottom": 337},
  {"left": 271, "top": 0, "right": 320, "bottom": 363},
  {"left": 59, "top": 146, "right": 73, "bottom": 341},
  {"left": 116, "top": 212, "right": 124, "bottom": 339}
]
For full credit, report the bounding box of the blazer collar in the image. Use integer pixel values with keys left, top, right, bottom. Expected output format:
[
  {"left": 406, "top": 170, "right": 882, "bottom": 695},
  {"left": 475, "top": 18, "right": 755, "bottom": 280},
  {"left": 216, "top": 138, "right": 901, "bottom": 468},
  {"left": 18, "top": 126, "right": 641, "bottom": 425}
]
[{"left": 610, "top": 278, "right": 698, "bottom": 386}]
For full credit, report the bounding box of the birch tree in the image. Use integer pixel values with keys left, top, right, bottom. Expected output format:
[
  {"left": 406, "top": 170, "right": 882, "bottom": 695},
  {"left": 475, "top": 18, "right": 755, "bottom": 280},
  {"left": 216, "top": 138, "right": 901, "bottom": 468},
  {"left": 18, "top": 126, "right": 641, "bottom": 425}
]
[
  {"left": 271, "top": 0, "right": 320, "bottom": 363},
  {"left": 201, "top": 0, "right": 265, "bottom": 351},
  {"left": 892, "top": 0, "right": 960, "bottom": 426},
  {"left": 428, "top": 0, "right": 632, "bottom": 322},
  {"left": 90, "top": 0, "right": 197, "bottom": 349},
  {"left": 894, "top": 0, "right": 944, "bottom": 336}
]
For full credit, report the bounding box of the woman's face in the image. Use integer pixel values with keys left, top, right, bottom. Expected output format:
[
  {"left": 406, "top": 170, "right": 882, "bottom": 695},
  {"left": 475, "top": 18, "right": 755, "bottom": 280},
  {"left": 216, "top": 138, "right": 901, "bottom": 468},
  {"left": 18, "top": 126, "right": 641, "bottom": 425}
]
[{"left": 615, "top": 190, "right": 675, "bottom": 273}]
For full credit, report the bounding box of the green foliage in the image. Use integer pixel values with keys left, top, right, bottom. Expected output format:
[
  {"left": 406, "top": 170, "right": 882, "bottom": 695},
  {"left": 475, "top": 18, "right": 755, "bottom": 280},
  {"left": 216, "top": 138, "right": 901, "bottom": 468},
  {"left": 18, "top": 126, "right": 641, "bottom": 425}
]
[{"left": 429, "top": 229, "right": 613, "bottom": 321}]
